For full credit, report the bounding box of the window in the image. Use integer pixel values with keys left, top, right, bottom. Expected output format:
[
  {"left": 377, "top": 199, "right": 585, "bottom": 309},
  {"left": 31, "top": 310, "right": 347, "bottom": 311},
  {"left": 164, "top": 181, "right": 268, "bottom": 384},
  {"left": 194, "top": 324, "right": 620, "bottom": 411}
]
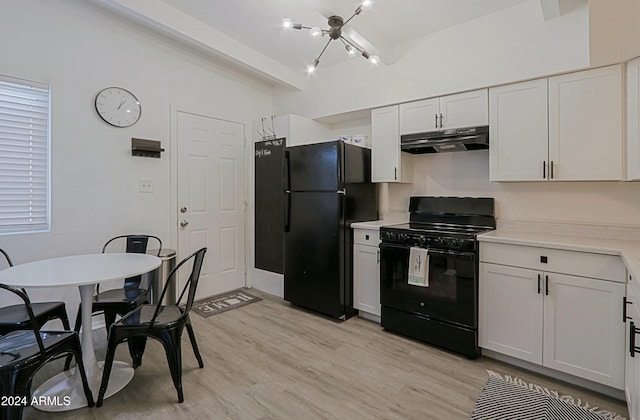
[{"left": 0, "top": 75, "right": 50, "bottom": 234}]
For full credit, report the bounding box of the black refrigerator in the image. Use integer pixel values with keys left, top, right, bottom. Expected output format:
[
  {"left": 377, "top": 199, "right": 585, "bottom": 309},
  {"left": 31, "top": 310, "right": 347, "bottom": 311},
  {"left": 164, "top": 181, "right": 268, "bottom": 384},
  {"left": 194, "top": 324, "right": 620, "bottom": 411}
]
[{"left": 284, "top": 140, "right": 378, "bottom": 319}]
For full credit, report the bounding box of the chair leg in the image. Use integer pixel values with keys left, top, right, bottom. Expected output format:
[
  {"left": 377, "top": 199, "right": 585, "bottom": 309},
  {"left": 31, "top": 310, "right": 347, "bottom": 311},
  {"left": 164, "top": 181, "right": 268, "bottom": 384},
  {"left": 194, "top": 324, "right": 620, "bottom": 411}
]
[
  {"left": 186, "top": 319, "right": 204, "bottom": 368},
  {"left": 127, "top": 336, "right": 148, "bottom": 368},
  {"left": 64, "top": 305, "right": 83, "bottom": 371},
  {"left": 161, "top": 330, "right": 184, "bottom": 403},
  {"left": 103, "top": 310, "right": 117, "bottom": 332},
  {"left": 72, "top": 346, "right": 95, "bottom": 407},
  {"left": 96, "top": 332, "right": 120, "bottom": 407}
]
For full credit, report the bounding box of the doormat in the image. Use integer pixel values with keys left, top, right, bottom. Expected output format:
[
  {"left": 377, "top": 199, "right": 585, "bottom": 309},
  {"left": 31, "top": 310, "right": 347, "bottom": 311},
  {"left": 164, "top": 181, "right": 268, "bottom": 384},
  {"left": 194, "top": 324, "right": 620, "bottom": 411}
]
[
  {"left": 192, "top": 290, "right": 262, "bottom": 318},
  {"left": 470, "top": 370, "right": 626, "bottom": 420}
]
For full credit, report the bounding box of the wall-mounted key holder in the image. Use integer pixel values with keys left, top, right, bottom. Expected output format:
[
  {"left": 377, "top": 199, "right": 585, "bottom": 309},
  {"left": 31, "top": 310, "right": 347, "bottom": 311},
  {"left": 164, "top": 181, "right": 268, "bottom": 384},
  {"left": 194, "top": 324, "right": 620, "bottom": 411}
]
[{"left": 131, "top": 138, "right": 164, "bottom": 158}]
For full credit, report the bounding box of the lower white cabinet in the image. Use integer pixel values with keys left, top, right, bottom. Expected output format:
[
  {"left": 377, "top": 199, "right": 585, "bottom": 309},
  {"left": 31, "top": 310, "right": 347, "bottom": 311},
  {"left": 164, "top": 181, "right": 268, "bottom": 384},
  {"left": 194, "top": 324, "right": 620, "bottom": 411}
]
[
  {"left": 353, "top": 228, "right": 381, "bottom": 317},
  {"left": 479, "top": 242, "right": 626, "bottom": 390},
  {"left": 626, "top": 277, "right": 640, "bottom": 420}
]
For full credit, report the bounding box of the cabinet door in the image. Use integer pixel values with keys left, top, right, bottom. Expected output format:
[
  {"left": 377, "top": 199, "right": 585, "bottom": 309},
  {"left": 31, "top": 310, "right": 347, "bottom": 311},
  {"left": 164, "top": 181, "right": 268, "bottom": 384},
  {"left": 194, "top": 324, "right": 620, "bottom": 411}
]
[
  {"left": 627, "top": 57, "right": 640, "bottom": 180},
  {"left": 399, "top": 98, "right": 439, "bottom": 134},
  {"left": 548, "top": 65, "right": 623, "bottom": 180},
  {"left": 353, "top": 244, "right": 381, "bottom": 316},
  {"left": 489, "top": 79, "right": 548, "bottom": 181},
  {"left": 543, "top": 273, "right": 625, "bottom": 389},
  {"left": 479, "top": 263, "right": 543, "bottom": 364},
  {"left": 371, "top": 106, "right": 412, "bottom": 183},
  {"left": 631, "top": 297, "right": 640, "bottom": 420},
  {"left": 440, "top": 89, "right": 488, "bottom": 129}
]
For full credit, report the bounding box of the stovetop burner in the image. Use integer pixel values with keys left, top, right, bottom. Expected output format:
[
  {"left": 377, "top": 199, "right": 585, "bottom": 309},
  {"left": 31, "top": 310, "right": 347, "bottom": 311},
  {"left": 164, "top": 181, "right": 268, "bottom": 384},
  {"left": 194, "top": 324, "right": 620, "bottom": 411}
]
[{"left": 379, "top": 196, "right": 496, "bottom": 252}]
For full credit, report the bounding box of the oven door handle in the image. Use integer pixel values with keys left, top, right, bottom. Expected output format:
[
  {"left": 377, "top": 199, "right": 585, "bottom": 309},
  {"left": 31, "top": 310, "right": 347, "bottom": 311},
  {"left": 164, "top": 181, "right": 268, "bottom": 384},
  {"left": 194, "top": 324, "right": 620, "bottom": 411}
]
[{"left": 379, "top": 242, "right": 475, "bottom": 259}]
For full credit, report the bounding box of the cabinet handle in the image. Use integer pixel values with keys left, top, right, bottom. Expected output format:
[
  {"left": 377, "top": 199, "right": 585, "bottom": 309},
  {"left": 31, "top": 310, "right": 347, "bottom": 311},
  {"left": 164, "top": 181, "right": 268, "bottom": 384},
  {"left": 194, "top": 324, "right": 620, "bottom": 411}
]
[
  {"left": 435, "top": 114, "right": 439, "bottom": 128},
  {"left": 543, "top": 161, "right": 546, "bottom": 179},
  {"left": 631, "top": 321, "right": 640, "bottom": 357},
  {"left": 624, "top": 296, "right": 633, "bottom": 322},
  {"left": 545, "top": 275, "right": 549, "bottom": 296},
  {"left": 439, "top": 113, "right": 443, "bottom": 128},
  {"left": 377, "top": 249, "right": 380, "bottom": 264},
  {"left": 394, "top": 167, "right": 398, "bottom": 180},
  {"left": 537, "top": 274, "right": 541, "bottom": 294},
  {"left": 550, "top": 161, "right": 554, "bottom": 179}
]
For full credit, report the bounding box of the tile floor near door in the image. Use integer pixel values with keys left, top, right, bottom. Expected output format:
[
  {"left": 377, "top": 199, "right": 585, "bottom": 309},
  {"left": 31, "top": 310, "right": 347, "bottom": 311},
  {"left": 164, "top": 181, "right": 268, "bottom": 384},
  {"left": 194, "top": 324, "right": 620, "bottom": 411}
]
[{"left": 26, "top": 289, "right": 628, "bottom": 419}]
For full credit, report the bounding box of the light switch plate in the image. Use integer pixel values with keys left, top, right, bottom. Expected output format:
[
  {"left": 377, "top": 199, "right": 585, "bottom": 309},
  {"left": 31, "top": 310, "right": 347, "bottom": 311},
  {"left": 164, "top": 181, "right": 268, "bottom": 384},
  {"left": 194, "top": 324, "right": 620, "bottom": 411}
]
[{"left": 139, "top": 180, "right": 154, "bottom": 193}]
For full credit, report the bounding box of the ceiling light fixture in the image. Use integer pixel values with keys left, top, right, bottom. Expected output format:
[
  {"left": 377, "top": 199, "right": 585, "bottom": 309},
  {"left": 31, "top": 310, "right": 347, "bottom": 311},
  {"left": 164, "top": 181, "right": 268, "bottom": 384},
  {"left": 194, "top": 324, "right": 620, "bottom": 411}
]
[{"left": 282, "top": 1, "right": 379, "bottom": 74}]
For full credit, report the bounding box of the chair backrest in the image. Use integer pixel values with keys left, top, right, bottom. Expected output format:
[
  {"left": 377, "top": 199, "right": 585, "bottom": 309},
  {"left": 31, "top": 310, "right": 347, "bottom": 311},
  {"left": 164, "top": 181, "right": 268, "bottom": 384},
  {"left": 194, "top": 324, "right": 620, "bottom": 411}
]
[
  {"left": 0, "top": 284, "right": 46, "bottom": 355},
  {"left": 102, "top": 234, "right": 162, "bottom": 256},
  {"left": 102, "top": 234, "right": 163, "bottom": 290},
  {"left": 0, "top": 248, "right": 13, "bottom": 269},
  {"left": 150, "top": 247, "right": 207, "bottom": 325}
]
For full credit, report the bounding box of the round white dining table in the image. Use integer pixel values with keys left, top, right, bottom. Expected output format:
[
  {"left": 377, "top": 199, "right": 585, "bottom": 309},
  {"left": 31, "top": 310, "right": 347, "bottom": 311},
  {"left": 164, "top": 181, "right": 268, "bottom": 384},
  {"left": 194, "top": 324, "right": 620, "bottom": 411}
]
[{"left": 0, "top": 253, "right": 161, "bottom": 411}]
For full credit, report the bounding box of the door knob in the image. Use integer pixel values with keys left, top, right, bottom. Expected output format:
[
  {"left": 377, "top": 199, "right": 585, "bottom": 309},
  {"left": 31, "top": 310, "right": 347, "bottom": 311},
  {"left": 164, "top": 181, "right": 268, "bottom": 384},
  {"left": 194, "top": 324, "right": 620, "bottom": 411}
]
[
  {"left": 180, "top": 220, "right": 189, "bottom": 227},
  {"left": 180, "top": 207, "right": 187, "bottom": 213}
]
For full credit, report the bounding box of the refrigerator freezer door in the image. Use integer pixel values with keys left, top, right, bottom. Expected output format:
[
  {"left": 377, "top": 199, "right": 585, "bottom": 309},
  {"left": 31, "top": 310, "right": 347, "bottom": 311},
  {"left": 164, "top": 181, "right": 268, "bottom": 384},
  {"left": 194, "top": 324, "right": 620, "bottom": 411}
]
[
  {"left": 286, "top": 141, "right": 340, "bottom": 192},
  {"left": 284, "top": 191, "right": 346, "bottom": 318}
]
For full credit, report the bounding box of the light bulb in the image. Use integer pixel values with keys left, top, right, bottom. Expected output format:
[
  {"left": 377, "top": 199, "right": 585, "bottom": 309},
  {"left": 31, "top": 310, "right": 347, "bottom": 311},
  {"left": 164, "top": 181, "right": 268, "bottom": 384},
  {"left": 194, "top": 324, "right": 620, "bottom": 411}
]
[
  {"left": 306, "top": 59, "right": 319, "bottom": 74},
  {"left": 309, "top": 27, "right": 323, "bottom": 39},
  {"left": 306, "top": 63, "right": 317, "bottom": 74},
  {"left": 345, "top": 45, "right": 357, "bottom": 58},
  {"left": 368, "top": 55, "right": 380, "bottom": 65},
  {"left": 282, "top": 18, "right": 293, "bottom": 29},
  {"left": 361, "top": 0, "right": 373, "bottom": 11}
]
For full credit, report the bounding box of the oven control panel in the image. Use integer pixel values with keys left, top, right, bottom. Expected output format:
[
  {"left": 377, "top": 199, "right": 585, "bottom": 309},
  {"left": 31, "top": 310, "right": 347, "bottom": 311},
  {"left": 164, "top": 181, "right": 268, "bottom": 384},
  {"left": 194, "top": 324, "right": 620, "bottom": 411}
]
[{"left": 380, "top": 230, "right": 475, "bottom": 252}]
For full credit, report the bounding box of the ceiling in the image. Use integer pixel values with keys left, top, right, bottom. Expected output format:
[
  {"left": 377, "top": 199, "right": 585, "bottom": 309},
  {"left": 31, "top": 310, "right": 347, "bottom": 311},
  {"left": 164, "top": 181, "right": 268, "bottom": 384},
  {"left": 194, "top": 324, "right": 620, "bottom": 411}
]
[{"left": 159, "top": 0, "right": 531, "bottom": 73}]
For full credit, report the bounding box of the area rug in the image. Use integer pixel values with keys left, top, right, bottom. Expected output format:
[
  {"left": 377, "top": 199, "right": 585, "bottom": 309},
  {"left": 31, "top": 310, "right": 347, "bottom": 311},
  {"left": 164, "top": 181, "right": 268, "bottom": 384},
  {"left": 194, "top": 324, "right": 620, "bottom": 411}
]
[
  {"left": 192, "top": 289, "right": 262, "bottom": 318},
  {"left": 470, "top": 370, "right": 626, "bottom": 420}
]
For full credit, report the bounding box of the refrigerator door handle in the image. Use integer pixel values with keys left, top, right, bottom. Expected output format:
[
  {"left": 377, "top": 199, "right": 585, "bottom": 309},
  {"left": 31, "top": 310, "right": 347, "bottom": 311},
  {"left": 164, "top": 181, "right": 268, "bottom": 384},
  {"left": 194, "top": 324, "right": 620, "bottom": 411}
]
[
  {"left": 283, "top": 150, "right": 291, "bottom": 192},
  {"left": 284, "top": 191, "right": 291, "bottom": 232}
]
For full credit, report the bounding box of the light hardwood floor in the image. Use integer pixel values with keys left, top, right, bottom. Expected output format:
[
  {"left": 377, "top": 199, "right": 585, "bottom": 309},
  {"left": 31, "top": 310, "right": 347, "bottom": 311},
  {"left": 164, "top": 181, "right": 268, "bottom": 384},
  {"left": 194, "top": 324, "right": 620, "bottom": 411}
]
[{"left": 25, "top": 289, "right": 628, "bottom": 419}]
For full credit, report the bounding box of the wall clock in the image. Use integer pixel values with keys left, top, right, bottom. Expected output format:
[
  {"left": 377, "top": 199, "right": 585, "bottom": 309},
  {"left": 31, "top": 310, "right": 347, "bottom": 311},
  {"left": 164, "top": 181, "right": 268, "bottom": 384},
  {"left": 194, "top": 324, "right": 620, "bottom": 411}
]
[{"left": 95, "top": 87, "right": 141, "bottom": 128}]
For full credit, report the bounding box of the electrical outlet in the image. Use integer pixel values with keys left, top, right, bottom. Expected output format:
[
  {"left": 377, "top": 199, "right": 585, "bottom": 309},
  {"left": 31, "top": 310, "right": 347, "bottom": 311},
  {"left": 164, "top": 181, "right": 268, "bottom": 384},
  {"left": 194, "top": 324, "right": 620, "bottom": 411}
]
[{"left": 139, "top": 180, "right": 154, "bottom": 193}]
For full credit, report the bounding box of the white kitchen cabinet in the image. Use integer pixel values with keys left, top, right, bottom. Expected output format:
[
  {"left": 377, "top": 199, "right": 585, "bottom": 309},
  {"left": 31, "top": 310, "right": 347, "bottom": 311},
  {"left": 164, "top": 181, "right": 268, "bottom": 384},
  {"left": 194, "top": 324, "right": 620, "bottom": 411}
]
[
  {"left": 626, "top": 276, "right": 640, "bottom": 420},
  {"left": 489, "top": 65, "right": 623, "bottom": 181},
  {"left": 353, "top": 228, "right": 381, "bottom": 318},
  {"left": 399, "top": 89, "right": 488, "bottom": 135},
  {"left": 489, "top": 79, "right": 548, "bottom": 181},
  {"left": 371, "top": 105, "right": 413, "bottom": 183},
  {"left": 479, "top": 242, "right": 626, "bottom": 389},
  {"left": 627, "top": 57, "right": 640, "bottom": 181}
]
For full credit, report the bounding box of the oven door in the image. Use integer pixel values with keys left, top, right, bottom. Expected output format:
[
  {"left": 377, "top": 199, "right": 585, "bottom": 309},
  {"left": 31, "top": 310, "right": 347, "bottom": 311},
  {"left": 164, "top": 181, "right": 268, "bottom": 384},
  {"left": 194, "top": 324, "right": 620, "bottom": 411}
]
[{"left": 379, "top": 242, "right": 477, "bottom": 328}]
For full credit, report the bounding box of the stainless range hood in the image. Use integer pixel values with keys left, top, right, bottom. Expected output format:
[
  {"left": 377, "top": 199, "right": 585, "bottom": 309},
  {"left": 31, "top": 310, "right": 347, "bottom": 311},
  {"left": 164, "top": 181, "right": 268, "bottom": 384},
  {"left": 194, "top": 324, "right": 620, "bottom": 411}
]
[{"left": 401, "top": 125, "right": 489, "bottom": 154}]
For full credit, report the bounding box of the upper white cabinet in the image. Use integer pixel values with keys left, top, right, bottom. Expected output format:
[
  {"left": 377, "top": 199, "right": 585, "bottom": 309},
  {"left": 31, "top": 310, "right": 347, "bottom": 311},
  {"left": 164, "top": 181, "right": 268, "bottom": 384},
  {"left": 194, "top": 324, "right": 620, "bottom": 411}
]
[
  {"left": 549, "top": 65, "right": 623, "bottom": 180},
  {"left": 490, "top": 65, "right": 623, "bottom": 181},
  {"left": 399, "top": 89, "right": 488, "bottom": 135},
  {"left": 627, "top": 57, "right": 640, "bottom": 181},
  {"left": 489, "top": 79, "right": 549, "bottom": 181},
  {"left": 371, "top": 105, "right": 413, "bottom": 183}
]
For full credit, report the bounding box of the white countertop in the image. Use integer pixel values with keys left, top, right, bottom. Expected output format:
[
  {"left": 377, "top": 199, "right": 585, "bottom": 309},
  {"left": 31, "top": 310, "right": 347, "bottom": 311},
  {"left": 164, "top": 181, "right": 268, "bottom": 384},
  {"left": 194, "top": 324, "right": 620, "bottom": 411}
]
[
  {"left": 351, "top": 219, "right": 408, "bottom": 230},
  {"left": 478, "top": 229, "right": 640, "bottom": 284}
]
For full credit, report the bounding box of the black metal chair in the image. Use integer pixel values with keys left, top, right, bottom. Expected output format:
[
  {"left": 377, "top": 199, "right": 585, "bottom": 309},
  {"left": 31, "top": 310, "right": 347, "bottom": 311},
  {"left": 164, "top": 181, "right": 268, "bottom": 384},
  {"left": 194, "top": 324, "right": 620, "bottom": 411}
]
[
  {"left": 0, "top": 284, "right": 94, "bottom": 420},
  {"left": 96, "top": 247, "right": 207, "bottom": 407},
  {"left": 72, "top": 234, "right": 163, "bottom": 333},
  {"left": 65, "top": 234, "right": 162, "bottom": 371},
  {"left": 0, "top": 248, "right": 71, "bottom": 336}
]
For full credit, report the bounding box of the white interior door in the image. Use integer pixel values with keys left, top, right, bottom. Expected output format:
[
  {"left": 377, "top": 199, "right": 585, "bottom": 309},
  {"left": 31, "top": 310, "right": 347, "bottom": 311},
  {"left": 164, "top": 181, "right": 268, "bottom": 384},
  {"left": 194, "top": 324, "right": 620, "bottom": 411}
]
[{"left": 177, "top": 111, "right": 246, "bottom": 300}]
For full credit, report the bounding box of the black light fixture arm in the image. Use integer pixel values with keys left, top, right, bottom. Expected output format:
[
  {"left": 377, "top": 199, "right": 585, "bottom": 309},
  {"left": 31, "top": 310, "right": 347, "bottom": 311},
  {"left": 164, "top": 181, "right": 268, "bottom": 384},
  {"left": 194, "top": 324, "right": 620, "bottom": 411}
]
[{"left": 341, "top": 5, "right": 363, "bottom": 27}]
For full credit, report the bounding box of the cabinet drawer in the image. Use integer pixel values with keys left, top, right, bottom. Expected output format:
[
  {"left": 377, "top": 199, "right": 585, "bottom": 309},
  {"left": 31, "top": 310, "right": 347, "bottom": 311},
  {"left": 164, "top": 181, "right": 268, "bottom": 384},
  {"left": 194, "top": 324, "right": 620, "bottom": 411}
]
[
  {"left": 480, "top": 242, "right": 625, "bottom": 282},
  {"left": 354, "top": 229, "right": 381, "bottom": 246}
]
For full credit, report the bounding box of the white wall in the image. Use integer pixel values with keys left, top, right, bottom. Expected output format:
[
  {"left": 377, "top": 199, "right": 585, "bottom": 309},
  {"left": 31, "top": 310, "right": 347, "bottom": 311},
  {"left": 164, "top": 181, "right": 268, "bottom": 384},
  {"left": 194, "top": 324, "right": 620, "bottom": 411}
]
[
  {"left": 0, "top": 0, "right": 272, "bottom": 313},
  {"left": 272, "top": 0, "right": 589, "bottom": 119},
  {"left": 388, "top": 151, "right": 640, "bottom": 230}
]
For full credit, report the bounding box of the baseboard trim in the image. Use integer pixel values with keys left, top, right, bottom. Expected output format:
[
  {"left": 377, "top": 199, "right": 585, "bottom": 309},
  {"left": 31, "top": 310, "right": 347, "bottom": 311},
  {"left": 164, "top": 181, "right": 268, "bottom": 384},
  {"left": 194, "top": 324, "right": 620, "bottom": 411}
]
[{"left": 481, "top": 348, "right": 626, "bottom": 401}]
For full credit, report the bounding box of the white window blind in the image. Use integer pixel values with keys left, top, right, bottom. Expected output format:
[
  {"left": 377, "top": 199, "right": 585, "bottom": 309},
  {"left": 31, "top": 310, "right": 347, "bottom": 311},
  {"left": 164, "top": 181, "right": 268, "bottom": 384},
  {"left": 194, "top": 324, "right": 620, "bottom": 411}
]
[{"left": 0, "top": 76, "right": 50, "bottom": 234}]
